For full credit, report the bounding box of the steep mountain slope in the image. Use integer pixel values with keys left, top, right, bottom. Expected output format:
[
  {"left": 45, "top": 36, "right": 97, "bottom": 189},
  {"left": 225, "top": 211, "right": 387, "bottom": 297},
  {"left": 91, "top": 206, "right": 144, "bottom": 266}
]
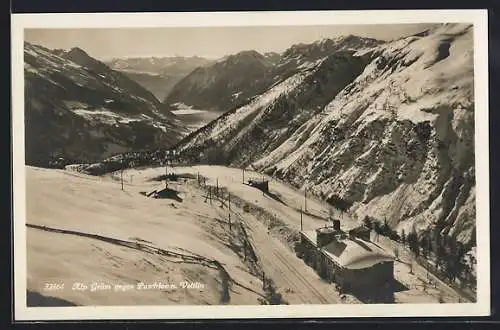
[
  {"left": 24, "top": 43, "right": 186, "bottom": 167},
  {"left": 255, "top": 23, "right": 475, "bottom": 244},
  {"left": 105, "top": 56, "right": 214, "bottom": 100},
  {"left": 115, "top": 72, "right": 178, "bottom": 102},
  {"left": 164, "top": 50, "right": 276, "bottom": 113},
  {"left": 177, "top": 51, "right": 371, "bottom": 165},
  {"left": 176, "top": 24, "right": 476, "bottom": 247},
  {"left": 163, "top": 36, "right": 383, "bottom": 114},
  {"left": 263, "top": 52, "right": 281, "bottom": 65},
  {"left": 63, "top": 48, "right": 168, "bottom": 112}
]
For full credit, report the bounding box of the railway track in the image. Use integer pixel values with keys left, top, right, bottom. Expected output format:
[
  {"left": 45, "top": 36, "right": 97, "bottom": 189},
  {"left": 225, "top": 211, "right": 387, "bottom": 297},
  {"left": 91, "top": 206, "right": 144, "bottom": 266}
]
[{"left": 272, "top": 251, "right": 332, "bottom": 304}]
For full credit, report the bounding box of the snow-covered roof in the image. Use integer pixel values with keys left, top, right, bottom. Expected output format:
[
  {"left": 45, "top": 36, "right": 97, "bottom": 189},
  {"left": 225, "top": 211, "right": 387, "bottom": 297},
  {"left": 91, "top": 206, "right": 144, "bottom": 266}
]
[{"left": 301, "top": 230, "right": 393, "bottom": 270}]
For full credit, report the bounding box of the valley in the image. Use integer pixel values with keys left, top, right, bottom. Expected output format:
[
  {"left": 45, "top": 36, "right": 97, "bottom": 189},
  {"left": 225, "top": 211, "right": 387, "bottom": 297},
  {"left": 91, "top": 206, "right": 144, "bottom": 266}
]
[
  {"left": 24, "top": 43, "right": 187, "bottom": 167},
  {"left": 105, "top": 56, "right": 215, "bottom": 101}
]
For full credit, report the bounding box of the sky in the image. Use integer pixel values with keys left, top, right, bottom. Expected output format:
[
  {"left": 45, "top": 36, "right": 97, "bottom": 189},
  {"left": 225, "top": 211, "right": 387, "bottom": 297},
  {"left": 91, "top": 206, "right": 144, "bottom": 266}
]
[{"left": 25, "top": 24, "right": 438, "bottom": 60}]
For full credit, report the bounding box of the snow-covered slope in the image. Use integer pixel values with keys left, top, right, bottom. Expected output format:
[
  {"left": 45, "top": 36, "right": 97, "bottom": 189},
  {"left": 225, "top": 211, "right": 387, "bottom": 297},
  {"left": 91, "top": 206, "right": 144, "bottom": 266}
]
[
  {"left": 24, "top": 43, "right": 187, "bottom": 167},
  {"left": 177, "top": 24, "right": 476, "bottom": 247},
  {"left": 25, "top": 166, "right": 266, "bottom": 306}
]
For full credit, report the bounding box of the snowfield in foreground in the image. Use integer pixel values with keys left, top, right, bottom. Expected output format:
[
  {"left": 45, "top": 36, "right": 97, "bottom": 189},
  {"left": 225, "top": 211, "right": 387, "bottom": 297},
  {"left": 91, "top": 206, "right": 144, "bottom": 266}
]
[
  {"left": 25, "top": 165, "right": 468, "bottom": 306},
  {"left": 26, "top": 166, "right": 265, "bottom": 306}
]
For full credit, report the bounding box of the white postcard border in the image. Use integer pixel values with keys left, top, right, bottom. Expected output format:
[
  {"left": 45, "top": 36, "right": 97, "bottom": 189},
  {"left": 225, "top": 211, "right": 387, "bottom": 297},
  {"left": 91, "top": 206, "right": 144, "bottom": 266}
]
[{"left": 11, "top": 9, "right": 490, "bottom": 320}]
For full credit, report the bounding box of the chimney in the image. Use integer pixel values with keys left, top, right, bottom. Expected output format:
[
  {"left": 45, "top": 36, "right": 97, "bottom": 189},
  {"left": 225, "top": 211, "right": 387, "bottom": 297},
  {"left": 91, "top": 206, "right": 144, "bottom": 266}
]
[{"left": 316, "top": 227, "right": 336, "bottom": 248}]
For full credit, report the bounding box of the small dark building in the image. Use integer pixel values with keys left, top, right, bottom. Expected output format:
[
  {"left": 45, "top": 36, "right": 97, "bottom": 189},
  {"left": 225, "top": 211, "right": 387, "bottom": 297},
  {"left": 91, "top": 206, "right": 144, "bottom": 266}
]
[
  {"left": 146, "top": 187, "right": 183, "bottom": 202},
  {"left": 295, "top": 225, "right": 394, "bottom": 293},
  {"left": 247, "top": 179, "right": 269, "bottom": 193},
  {"left": 348, "top": 225, "right": 371, "bottom": 241}
]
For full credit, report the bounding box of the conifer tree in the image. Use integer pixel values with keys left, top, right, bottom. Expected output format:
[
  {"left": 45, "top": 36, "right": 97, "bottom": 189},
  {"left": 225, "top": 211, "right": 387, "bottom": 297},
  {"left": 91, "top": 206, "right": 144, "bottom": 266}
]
[
  {"left": 420, "top": 232, "right": 430, "bottom": 259},
  {"left": 407, "top": 227, "right": 419, "bottom": 256},
  {"left": 373, "top": 220, "right": 381, "bottom": 234},
  {"left": 382, "top": 218, "right": 390, "bottom": 236}
]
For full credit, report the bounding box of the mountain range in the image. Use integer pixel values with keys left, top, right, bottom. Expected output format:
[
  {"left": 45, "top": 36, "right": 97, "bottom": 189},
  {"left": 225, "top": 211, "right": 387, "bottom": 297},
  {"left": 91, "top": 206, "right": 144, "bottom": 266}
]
[
  {"left": 163, "top": 35, "right": 383, "bottom": 113},
  {"left": 175, "top": 23, "right": 476, "bottom": 247},
  {"left": 105, "top": 56, "right": 215, "bottom": 101}
]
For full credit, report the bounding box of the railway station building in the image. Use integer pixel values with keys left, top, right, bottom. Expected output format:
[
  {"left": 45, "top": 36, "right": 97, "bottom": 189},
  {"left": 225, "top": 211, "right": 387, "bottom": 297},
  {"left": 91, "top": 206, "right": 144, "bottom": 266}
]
[{"left": 296, "top": 221, "right": 394, "bottom": 293}]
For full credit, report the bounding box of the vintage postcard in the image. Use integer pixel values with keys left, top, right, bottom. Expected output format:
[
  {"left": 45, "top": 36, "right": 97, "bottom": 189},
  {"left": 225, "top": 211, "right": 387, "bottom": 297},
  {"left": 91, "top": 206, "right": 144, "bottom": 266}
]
[{"left": 11, "top": 10, "right": 490, "bottom": 320}]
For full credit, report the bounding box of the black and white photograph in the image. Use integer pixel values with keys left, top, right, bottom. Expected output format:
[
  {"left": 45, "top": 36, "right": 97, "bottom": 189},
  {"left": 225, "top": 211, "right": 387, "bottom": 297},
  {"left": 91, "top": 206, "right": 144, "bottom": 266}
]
[{"left": 11, "top": 10, "right": 490, "bottom": 320}]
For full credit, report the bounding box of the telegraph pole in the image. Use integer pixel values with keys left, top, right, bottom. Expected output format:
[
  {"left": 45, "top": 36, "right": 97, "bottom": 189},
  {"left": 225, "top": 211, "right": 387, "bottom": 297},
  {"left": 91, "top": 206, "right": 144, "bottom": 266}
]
[
  {"left": 121, "top": 167, "right": 124, "bottom": 191},
  {"left": 262, "top": 175, "right": 265, "bottom": 196},
  {"left": 300, "top": 207, "right": 303, "bottom": 231},
  {"left": 165, "top": 154, "right": 168, "bottom": 189},
  {"left": 304, "top": 189, "right": 307, "bottom": 212},
  {"left": 242, "top": 168, "right": 245, "bottom": 183},
  {"left": 228, "top": 193, "right": 231, "bottom": 211}
]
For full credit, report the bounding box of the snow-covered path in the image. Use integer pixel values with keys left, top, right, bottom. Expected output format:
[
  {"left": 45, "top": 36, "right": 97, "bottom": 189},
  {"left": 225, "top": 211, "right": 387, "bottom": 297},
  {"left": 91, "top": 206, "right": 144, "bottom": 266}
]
[{"left": 124, "top": 165, "right": 359, "bottom": 233}]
